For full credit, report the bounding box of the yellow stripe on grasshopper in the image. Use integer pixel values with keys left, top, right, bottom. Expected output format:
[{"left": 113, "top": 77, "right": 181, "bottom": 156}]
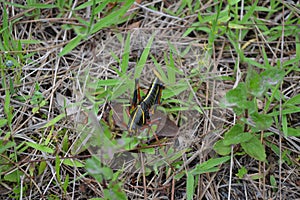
[
  {"left": 127, "top": 105, "right": 145, "bottom": 133},
  {"left": 142, "top": 78, "right": 160, "bottom": 103}
]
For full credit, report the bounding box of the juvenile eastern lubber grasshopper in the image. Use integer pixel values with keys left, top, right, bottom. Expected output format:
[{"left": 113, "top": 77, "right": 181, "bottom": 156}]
[{"left": 127, "top": 78, "right": 164, "bottom": 134}]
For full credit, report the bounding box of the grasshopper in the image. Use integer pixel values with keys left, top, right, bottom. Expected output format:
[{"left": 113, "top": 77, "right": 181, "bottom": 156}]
[{"left": 127, "top": 78, "right": 164, "bottom": 134}]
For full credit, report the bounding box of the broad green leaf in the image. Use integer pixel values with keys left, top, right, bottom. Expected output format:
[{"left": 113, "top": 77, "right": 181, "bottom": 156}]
[
  {"left": 241, "top": 136, "right": 266, "bottom": 161},
  {"left": 223, "top": 83, "right": 247, "bottom": 107},
  {"left": 249, "top": 112, "right": 273, "bottom": 130},
  {"left": 246, "top": 69, "right": 265, "bottom": 97},
  {"left": 213, "top": 140, "right": 231, "bottom": 155},
  {"left": 192, "top": 156, "right": 230, "bottom": 175},
  {"left": 4, "top": 170, "right": 23, "bottom": 182},
  {"left": 224, "top": 124, "right": 253, "bottom": 145},
  {"left": 86, "top": 156, "right": 113, "bottom": 182},
  {"left": 186, "top": 172, "right": 194, "bottom": 200},
  {"left": 43, "top": 113, "right": 66, "bottom": 128},
  {"left": 26, "top": 142, "right": 54, "bottom": 154}
]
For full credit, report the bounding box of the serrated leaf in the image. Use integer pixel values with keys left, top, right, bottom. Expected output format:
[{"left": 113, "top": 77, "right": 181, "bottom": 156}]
[
  {"left": 26, "top": 142, "right": 54, "bottom": 153},
  {"left": 241, "top": 136, "right": 266, "bottom": 161}
]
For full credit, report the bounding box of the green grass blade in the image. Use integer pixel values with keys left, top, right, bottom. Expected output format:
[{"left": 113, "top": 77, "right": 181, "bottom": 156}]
[
  {"left": 186, "top": 172, "right": 194, "bottom": 200},
  {"left": 121, "top": 33, "right": 131, "bottom": 74},
  {"left": 91, "top": 0, "right": 134, "bottom": 34},
  {"left": 134, "top": 34, "right": 155, "bottom": 78},
  {"left": 59, "top": 35, "right": 83, "bottom": 56},
  {"left": 43, "top": 113, "right": 66, "bottom": 128},
  {"left": 26, "top": 142, "right": 54, "bottom": 154}
]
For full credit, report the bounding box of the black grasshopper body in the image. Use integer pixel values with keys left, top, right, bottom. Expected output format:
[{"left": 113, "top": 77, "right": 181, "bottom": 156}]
[
  {"left": 127, "top": 78, "right": 164, "bottom": 134},
  {"left": 140, "top": 78, "right": 164, "bottom": 112}
]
